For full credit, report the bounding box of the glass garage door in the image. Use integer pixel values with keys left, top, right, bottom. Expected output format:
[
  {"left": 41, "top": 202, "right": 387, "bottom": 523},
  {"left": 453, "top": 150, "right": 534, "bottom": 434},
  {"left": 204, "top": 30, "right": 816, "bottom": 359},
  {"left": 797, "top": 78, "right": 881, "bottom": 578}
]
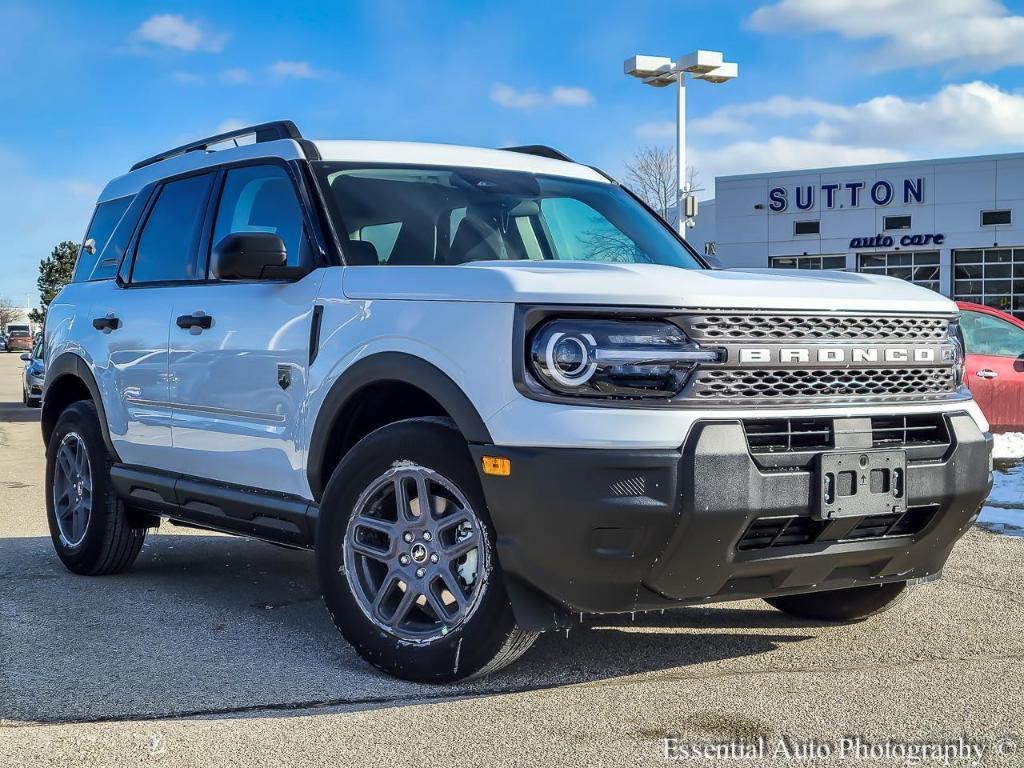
[
  {"left": 953, "top": 248, "right": 1024, "bottom": 320},
  {"left": 857, "top": 251, "right": 940, "bottom": 293}
]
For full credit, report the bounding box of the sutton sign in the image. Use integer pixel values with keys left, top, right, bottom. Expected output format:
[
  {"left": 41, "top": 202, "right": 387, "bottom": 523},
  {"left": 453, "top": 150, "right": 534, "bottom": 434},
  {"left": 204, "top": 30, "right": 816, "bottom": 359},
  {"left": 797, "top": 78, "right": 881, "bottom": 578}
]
[{"left": 768, "top": 178, "right": 924, "bottom": 212}]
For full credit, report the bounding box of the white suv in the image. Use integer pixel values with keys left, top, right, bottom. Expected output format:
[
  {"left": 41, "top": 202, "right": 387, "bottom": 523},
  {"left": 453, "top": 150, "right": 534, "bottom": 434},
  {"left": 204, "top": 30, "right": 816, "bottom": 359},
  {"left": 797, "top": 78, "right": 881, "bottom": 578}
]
[{"left": 43, "top": 121, "right": 992, "bottom": 681}]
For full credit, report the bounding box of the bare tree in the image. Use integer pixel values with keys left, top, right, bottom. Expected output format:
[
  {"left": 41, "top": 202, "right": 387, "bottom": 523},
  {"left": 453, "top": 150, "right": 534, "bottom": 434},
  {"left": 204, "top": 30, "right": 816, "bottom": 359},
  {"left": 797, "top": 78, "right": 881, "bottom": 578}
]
[
  {"left": 624, "top": 145, "right": 701, "bottom": 222},
  {"left": 0, "top": 297, "right": 23, "bottom": 331}
]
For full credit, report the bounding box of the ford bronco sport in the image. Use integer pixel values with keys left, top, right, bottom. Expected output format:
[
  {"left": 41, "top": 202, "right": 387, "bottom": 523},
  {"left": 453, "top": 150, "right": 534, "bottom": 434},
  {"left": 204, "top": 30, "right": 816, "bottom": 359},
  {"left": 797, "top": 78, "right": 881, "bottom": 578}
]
[{"left": 42, "top": 121, "right": 992, "bottom": 682}]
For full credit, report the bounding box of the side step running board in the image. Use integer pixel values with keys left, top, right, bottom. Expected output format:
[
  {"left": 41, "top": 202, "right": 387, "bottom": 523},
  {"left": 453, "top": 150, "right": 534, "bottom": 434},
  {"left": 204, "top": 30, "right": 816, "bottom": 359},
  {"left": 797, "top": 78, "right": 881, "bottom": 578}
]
[{"left": 110, "top": 465, "right": 319, "bottom": 549}]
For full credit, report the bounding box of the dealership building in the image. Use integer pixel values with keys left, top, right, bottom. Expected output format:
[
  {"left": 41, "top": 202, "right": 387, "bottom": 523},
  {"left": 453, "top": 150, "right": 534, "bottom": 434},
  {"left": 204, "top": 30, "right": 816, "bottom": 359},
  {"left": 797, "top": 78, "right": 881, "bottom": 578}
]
[{"left": 689, "top": 152, "right": 1024, "bottom": 320}]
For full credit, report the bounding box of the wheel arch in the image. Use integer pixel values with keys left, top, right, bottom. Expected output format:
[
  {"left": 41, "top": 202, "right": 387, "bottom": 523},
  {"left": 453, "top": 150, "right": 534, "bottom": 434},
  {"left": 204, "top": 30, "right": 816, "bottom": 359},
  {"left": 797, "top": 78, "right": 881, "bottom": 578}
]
[
  {"left": 306, "top": 352, "right": 492, "bottom": 502},
  {"left": 42, "top": 353, "right": 120, "bottom": 461}
]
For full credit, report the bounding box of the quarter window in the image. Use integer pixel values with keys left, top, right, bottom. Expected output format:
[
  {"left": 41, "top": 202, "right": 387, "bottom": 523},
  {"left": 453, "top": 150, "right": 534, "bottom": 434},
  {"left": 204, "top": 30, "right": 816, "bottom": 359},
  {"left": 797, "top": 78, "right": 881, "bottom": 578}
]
[
  {"left": 74, "top": 196, "right": 133, "bottom": 282},
  {"left": 132, "top": 174, "right": 214, "bottom": 283},
  {"left": 960, "top": 311, "right": 1024, "bottom": 357},
  {"left": 212, "top": 164, "right": 308, "bottom": 269}
]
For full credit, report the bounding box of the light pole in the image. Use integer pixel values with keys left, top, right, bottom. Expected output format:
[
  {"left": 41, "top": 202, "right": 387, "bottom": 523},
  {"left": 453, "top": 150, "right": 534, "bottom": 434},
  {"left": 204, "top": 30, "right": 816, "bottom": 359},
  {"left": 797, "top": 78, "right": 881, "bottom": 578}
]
[{"left": 625, "top": 51, "right": 738, "bottom": 238}]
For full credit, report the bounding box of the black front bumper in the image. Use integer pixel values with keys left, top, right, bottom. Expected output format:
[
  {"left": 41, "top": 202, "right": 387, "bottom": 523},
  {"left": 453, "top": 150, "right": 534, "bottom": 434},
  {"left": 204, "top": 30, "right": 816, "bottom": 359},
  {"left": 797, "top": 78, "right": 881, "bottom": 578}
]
[{"left": 471, "top": 412, "right": 992, "bottom": 616}]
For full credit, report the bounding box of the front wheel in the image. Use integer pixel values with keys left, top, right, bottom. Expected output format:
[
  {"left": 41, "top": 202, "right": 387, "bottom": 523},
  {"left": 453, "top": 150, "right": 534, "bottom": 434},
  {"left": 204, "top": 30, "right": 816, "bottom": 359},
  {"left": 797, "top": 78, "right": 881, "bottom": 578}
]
[
  {"left": 765, "top": 581, "right": 908, "bottom": 622},
  {"left": 317, "top": 418, "right": 536, "bottom": 682}
]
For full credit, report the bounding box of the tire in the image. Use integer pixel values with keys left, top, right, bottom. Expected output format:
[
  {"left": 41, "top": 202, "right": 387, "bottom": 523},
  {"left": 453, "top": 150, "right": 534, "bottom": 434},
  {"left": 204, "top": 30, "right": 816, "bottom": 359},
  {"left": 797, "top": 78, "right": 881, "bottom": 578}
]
[
  {"left": 22, "top": 386, "right": 27, "bottom": 405},
  {"left": 765, "top": 581, "right": 908, "bottom": 622},
  {"left": 317, "top": 417, "right": 537, "bottom": 682},
  {"left": 45, "top": 400, "right": 146, "bottom": 575}
]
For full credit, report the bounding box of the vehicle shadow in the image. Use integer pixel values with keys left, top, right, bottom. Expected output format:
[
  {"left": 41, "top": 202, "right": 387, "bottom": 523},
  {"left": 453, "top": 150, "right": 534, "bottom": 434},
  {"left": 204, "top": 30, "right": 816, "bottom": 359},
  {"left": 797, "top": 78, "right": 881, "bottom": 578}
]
[
  {"left": 0, "top": 533, "right": 815, "bottom": 725},
  {"left": 0, "top": 400, "right": 41, "bottom": 424}
]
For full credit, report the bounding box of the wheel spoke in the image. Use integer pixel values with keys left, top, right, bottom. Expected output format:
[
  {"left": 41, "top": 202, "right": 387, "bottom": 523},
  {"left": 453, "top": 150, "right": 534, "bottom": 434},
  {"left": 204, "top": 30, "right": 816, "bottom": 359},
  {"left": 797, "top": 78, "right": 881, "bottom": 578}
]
[
  {"left": 415, "top": 475, "right": 432, "bottom": 519},
  {"left": 393, "top": 476, "right": 416, "bottom": 521},
  {"left": 444, "top": 530, "right": 479, "bottom": 560},
  {"left": 437, "top": 569, "right": 468, "bottom": 619},
  {"left": 390, "top": 585, "right": 418, "bottom": 627},
  {"left": 349, "top": 535, "right": 392, "bottom": 563},
  {"left": 370, "top": 572, "right": 401, "bottom": 620}
]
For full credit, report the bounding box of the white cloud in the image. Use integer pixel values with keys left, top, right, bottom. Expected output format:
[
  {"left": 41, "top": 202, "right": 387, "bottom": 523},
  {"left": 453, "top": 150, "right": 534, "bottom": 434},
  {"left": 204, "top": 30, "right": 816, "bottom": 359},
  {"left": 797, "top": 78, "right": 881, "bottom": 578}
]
[
  {"left": 634, "top": 121, "right": 676, "bottom": 140},
  {"left": 691, "top": 137, "right": 906, "bottom": 180},
  {"left": 171, "top": 71, "right": 205, "bottom": 85},
  {"left": 693, "top": 81, "right": 1024, "bottom": 150},
  {"left": 220, "top": 67, "right": 250, "bottom": 85},
  {"left": 268, "top": 61, "right": 319, "bottom": 80},
  {"left": 550, "top": 86, "right": 594, "bottom": 107},
  {"left": 215, "top": 119, "right": 248, "bottom": 134},
  {"left": 749, "top": 0, "right": 1024, "bottom": 72},
  {"left": 133, "top": 14, "right": 227, "bottom": 53},
  {"left": 0, "top": 148, "right": 100, "bottom": 304},
  {"left": 490, "top": 83, "right": 595, "bottom": 109}
]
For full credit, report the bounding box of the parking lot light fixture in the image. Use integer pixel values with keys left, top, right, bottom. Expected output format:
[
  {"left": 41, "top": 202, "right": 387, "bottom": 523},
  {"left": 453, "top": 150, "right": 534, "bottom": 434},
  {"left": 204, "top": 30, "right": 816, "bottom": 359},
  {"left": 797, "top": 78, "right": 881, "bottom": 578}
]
[{"left": 624, "top": 49, "right": 738, "bottom": 237}]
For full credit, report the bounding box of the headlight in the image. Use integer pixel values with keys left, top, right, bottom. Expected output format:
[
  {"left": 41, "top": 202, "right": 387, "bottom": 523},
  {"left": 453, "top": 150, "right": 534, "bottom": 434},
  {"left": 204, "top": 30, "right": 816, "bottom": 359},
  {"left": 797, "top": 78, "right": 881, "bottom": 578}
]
[
  {"left": 528, "top": 318, "right": 722, "bottom": 399},
  {"left": 948, "top": 321, "right": 966, "bottom": 387}
]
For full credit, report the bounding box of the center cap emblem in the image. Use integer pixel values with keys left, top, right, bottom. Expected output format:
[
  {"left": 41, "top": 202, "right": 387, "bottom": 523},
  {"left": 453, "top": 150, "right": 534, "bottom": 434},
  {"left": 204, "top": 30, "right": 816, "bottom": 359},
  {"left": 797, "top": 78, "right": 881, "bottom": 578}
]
[{"left": 410, "top": 543, "right": 428, "bottom": 564}]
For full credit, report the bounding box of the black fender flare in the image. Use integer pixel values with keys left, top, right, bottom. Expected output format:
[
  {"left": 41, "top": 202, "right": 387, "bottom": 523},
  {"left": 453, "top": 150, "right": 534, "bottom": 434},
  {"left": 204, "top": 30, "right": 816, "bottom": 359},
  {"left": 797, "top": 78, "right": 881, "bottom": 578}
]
[
  {"left": 42, "top": 352, "right": 121, "bottom": 461},
  {"left": 306, "top": 352, "right": 492, "bottom": 501}
]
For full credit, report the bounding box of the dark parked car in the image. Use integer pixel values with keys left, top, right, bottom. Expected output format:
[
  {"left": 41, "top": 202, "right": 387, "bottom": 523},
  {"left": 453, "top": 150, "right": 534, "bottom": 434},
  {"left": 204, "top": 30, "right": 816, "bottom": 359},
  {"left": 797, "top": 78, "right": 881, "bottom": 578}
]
[{"left": 958, "top": 301, "right": 1024, "bottom": 432}]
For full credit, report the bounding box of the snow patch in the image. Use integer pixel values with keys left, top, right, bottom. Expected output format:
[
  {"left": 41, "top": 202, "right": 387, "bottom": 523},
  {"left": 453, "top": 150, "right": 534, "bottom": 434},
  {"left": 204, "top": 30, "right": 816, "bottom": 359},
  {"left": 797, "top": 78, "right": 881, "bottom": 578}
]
[{"left": 992, "top": 432, "right": 1024, "bottom": 461}]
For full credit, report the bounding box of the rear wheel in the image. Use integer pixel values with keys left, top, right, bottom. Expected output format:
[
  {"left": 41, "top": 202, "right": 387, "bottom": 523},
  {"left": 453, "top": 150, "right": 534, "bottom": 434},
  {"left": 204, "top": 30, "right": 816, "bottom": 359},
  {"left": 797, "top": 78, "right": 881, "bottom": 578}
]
[
  {"left": 317, "top": 418, "right": 537, "bottom": 682},
  {"left": 45, "top": 400, "right": 146, "bottom": 575},
  {"left": 765, "top": 581, "right": 908, "bottom": 622}
]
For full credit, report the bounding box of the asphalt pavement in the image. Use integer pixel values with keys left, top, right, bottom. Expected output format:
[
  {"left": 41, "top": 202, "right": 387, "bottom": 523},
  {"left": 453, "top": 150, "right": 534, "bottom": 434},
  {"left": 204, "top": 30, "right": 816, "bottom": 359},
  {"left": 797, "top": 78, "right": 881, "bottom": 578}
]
[{"left": 1, "top": 353, "right": 1022, "bottom": 767}]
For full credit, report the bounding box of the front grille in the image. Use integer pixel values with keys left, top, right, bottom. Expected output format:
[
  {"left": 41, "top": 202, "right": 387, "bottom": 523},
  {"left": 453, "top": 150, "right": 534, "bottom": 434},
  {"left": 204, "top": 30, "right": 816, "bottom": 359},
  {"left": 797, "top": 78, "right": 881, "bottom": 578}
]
[
  {"left": 845, "top": 506, "right": 937, "bottom": 539},
  {"left": 871, "top": 414, "right": 950, "bottom": 448},
  {"left": 684, "top": 314, "right": 949, "bottom": 342},
  {"left": 737, "top": 505, "right": 938, "bottom": 551},
  {"left": 737, "top": 516, "right": 826, "bottom": 550},
  {"left": 744, "top": 418, "right": 834, "bottom": 453},
  {"left": 691, "top": 367, "right": 956, "bottom": 402}
]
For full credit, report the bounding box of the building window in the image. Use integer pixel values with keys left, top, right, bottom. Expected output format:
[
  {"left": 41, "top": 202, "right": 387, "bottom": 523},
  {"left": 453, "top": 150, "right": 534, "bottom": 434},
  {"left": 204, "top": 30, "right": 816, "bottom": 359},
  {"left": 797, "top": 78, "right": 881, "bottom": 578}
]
[
  {"left": 883, "top": 215, "right": 912, "bottom": 231},
  {"left": 771, "top": 255, "right": 846, "bottom": 270},
  {"left": 953, "top": 247, "right": 1024, "bottom": 320},
  {"left": 857, "top": 251, "right": 940, "bottom": 293},
  {"left": 793, "top": 220, "right": 820, "bottom": 236},
  {"left": 981, "top": 209, "right": 1012, "bottom": 226}
]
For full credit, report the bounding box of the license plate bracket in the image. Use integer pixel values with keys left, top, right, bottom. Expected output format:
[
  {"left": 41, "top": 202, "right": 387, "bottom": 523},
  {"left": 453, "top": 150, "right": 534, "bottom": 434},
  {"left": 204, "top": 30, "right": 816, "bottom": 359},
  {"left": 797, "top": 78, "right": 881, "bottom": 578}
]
[{"left": 816, "top": 449, "right": 907, "bottom": 521}]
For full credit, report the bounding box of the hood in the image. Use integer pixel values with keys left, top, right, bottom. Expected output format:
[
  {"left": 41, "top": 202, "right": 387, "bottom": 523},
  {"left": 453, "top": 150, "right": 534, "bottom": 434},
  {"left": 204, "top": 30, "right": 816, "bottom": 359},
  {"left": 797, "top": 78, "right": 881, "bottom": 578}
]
[{"left": 342, "top": 261, "right": 957, "bottom": 314}]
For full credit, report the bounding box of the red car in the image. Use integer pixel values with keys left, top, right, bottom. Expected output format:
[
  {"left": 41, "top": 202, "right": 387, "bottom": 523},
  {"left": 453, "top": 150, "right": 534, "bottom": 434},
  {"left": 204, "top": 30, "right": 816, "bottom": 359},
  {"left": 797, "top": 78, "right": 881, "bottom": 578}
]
[
  {"left": 5, "top": 329, "right": 33, "bottom": 353},
  {"left": 957, "top": 301, "right": 1024, "bottom": 432}
]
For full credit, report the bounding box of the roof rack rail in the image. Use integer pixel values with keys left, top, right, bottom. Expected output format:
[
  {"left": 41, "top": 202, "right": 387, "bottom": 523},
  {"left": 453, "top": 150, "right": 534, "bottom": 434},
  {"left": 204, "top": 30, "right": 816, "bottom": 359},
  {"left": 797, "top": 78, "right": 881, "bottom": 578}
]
[
  {"left": 501, "top": 145, "right": 574, "bottom": 163},
  {"left": 130, "top": 120, "right": 306, "bottom": 172}
]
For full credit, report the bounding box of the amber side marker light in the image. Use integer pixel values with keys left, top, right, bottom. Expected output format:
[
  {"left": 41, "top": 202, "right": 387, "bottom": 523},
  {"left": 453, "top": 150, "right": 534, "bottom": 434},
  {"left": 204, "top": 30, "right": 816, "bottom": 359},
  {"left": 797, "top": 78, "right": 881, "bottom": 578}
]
[{"left": 481, "top": 456, "right": 511, "bottom": 477}]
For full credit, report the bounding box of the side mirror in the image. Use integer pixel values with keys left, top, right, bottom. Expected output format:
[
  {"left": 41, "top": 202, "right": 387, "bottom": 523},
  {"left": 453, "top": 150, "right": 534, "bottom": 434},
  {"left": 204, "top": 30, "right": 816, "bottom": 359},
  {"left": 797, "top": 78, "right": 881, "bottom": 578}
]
[
  {"left": 211, "top": 232, "right": 288, "bottom": 280},
  {"left": 19, "top": 353, "right": 31, "bottom": 362}
]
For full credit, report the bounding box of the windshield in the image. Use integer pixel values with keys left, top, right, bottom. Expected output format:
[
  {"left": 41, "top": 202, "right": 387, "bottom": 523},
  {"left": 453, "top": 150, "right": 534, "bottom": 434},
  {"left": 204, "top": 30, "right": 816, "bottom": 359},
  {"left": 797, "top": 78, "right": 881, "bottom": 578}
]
[{"left": 313, "top": 163, "right": 704, "bottom": 269}]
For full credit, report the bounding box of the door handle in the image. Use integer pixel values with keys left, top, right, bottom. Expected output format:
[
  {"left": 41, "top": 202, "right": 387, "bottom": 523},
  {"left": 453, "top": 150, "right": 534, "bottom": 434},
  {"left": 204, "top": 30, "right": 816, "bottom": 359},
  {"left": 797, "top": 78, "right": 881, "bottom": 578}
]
[
  {"left": 92, "top": 315, "right": 121, "bottom": 332},
  {"left": 176, "top": 312, "right": 214, "bottom": 330},
  {"left": 976, "top": 369, "right": 999, "bottom": 379}
]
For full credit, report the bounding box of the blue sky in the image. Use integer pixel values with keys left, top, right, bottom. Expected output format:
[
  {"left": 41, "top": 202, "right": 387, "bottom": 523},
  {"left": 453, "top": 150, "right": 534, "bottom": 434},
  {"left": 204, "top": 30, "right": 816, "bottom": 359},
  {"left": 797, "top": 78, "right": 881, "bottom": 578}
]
[{"left": 4, "top": 0, "right": 1024, "bottom": 303}]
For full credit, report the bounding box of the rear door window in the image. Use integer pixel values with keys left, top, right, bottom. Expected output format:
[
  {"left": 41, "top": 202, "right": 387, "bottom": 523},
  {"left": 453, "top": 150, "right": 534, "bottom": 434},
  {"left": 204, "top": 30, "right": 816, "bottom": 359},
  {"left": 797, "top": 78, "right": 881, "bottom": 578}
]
[
  {"left": 74, "top": 196, "right": 133, "bottom": 282},
  {"left": 131, "top": 174, "right": 214, "bottom": 284}
]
